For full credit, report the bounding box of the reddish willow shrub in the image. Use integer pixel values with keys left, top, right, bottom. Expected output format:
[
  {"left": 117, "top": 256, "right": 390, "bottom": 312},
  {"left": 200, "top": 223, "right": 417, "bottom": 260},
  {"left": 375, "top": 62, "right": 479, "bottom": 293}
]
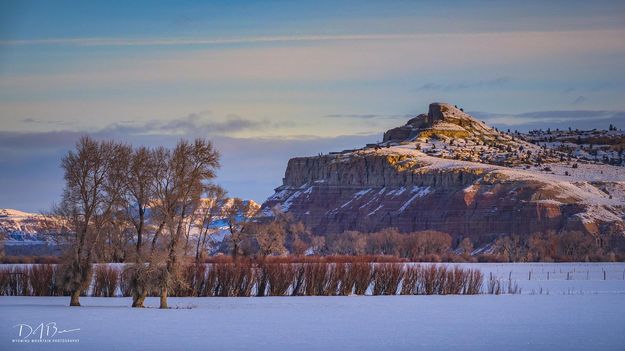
[
  {"left": 264, "top": 263, "right": 297, "bottom": 296},
  {"left": 92, "top": 265, "right": 119, "bottom": 297},
  {"left": 1, "top": 265, "right": 63, "bottom": 296},
  {"left": 171, "top": 264, "right": 208, "bottom": 297},
  {"left": 372, "top": 264, "right": 404, "bottom": 295},
  {"left": 1, "top": 261, "right": 489, "bottom": 297},
  {"left": 352, "top": 262, "right": 373, "bottom": 295},
  {"left": 203, "top": 255, "right": 406, "bottom": 264},
  {"left": 29, "top": 264, "right": 60, "bottom": 296},
  {"left": 486, "top": 278, "right": 520, "bottom": 295},
  {"left": 303, "top": 263, "right": 329, "bottom": 296},
  {"left": 291, "top": 264, "right": 306, "bottom": 296},
  {"left": 405, "top": 265, "right": 484, "bottom": 295},
  {"left": 336, "top": 263, "right": 354, "bottom": 296},
  {"left": 119, "top": 269, "right": 134, "bottom": 297},
  {"left": 0, "top": 266, "right": 31, "bottom": 296},
  {"left": 212, "top": 261, "right": 256, "bottom": 297}
]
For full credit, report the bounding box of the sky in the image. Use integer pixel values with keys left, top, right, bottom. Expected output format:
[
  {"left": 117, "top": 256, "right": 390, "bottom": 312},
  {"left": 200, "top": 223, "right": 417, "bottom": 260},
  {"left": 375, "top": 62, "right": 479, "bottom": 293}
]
[{"left": 1, "top": 0, "right": 625, "bottom": 212}]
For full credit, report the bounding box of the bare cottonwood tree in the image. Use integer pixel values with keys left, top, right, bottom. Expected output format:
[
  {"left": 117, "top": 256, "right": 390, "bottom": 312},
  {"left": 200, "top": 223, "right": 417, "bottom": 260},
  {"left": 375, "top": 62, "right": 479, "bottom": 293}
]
[
  {"left": 194, "top": 185, "right": 226, "bottom": 264},
  {"left": 255, "top": 220, "right": 287, "bottom": 257},
  {"left": 120, "top": 146, "right": 161, "bottom": 308},
  {"left": 271, "top": 209, "right": 310, "bottom": 256},
  {"left": 152, "top": 139, "right": 220, "bottom": 309},
  {"left": 100, "top": 210, "right": 132, "bottom": 262},
  {"left": 225, "top": 198, "right": 259, "bottom": 259},
  {"left": 57, "top": 137, "right": 126, "bottom": 306},
  {"left": 125, "top": 147, "right": 157, "bottom": 255},
  {"left": 458, "top": 237, "right": 474, "bottom": 256}
]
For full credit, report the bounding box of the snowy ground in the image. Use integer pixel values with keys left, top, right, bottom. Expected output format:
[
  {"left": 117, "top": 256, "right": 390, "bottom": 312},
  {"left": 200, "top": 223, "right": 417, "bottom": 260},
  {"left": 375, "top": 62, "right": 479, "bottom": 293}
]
[
  {"left": 1, "top": 295, "right": 624, "bottom": 351},
  {"left": 1, "top": 263, "right": 624, "bottom": 350},
  {"left": 445, "top": 262, "right": 625, "bottom": 295}
]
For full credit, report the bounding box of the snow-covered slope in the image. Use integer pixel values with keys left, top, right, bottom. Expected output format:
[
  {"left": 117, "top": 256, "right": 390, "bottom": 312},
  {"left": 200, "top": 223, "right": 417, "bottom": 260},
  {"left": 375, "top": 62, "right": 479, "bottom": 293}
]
[
  {"left": 0, "top": 209, "right": 58, "bottom": 241},
  {"left": 522, "top": 127, "right": 625, "bottom": 166},
  {"left": 0, "top": 199, "right": 260, "bottom": 256},
  {"left": 0, "top": 209, "right": 62, "bottom": 255}
]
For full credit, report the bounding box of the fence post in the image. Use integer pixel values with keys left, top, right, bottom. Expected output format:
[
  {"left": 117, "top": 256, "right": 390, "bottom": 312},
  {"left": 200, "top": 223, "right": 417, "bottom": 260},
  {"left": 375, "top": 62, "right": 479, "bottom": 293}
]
[
  {"left": 547, "top": 271, "right": 550, "bottom": 280},
  {"left": 528, "top": 271, "right": 532, "bottom": 280},
  {"left": 604, "top": 270, "right": 606, "bottom": 281}
]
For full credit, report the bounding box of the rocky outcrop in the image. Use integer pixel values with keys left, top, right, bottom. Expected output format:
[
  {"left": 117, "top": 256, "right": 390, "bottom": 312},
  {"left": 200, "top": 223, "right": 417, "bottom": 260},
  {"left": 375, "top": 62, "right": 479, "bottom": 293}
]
[
  {"left": 383, "top": 103, "right": 497, "bottom": 142},
  {"left": 262, "top": 103, "right": 625, "bottom": 239}
]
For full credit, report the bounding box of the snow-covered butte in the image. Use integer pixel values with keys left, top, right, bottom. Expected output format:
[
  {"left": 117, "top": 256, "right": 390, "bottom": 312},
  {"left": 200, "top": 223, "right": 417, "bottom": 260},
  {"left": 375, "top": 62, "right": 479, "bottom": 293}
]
[{"left": 261, "top": 103, "right": 625, "bottom": 239}]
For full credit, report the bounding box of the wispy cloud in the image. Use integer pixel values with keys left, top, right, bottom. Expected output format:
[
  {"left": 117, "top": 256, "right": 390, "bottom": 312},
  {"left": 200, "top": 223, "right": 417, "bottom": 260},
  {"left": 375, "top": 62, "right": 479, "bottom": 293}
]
[
  {"left": 0, "top": 33, "right": 465, "bottom": 47},
  {"left": 323, "top": 114, "right": 412, "bottom": 120},
  {"left": 2, "top": 30, "right": 624, "bottom": 92},
  {"left": 0, "top": 111, "right": 296, "bottom": 150},
  {"left": 472, "top": 110, "right": 625, "bottom": 130},
  {"left": 21, "top": 118, "right": 71, "bottom": 126},
  {"left": 108, "top": 111, "right": 301, "bottom": 137},
  {"left": 416, "top": 77, "right": 512, "bottom": 91},
  {"left": 2, "top": 29, "right": 623, "bottom": 49},
  {"left": 104, "top": 112, "right": 274, "bottom": 135}
]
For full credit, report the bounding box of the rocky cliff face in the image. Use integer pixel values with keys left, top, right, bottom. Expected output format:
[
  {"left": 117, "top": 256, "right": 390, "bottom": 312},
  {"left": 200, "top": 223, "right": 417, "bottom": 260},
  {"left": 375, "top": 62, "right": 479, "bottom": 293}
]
[{"left": 262, "top": 103, "right": 625, "bottom": 239}]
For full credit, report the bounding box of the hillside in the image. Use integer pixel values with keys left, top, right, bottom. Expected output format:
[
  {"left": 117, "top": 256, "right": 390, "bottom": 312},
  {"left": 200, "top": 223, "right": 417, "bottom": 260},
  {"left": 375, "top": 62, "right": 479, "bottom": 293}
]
[
  {"left": 261, "top": 103, "right": 625, "bottom": 241},
  {"left": 0, "top": 199, "right": 260, "bottom": 256},
  {"left": 0, "top": 209, "right": 63, "bottom": 255}
]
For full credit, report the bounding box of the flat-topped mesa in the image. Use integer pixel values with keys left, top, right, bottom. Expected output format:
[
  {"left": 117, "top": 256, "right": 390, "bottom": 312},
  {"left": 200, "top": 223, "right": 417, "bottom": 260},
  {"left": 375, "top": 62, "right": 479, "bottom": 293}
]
[{"left": 383, "top": 102, "right": 498, "bottom": 142}]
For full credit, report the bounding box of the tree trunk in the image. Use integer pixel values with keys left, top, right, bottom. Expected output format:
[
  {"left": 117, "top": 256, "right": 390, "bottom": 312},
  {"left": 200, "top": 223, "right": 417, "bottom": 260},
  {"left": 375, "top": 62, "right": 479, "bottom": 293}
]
[
  {"left": 151, "top": 220, "right": 166, "bottom": 253},
  {"left": 159, "top": 287, "right": 168, "bottom": 309},
  {"left": 136, "top": 207, "right": 144, "bottom": 253},
  {"left": 232, "top": 241, "right": 239, "bottom": 260},
  {"left": 195, "top": 233, "right": 203, "bottom": 264},
  {"left": 70, "top": 290, "right": 81, "bottom": 307},
  {"left": 132, "top": 291, "right": 147, "bottom": 308}
]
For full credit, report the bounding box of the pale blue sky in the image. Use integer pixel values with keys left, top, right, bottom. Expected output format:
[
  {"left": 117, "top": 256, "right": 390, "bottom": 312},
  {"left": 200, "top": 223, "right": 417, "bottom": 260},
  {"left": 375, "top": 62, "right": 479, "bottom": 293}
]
[{"left": 1, "top": 0, "right": 625, "bottom": 211}]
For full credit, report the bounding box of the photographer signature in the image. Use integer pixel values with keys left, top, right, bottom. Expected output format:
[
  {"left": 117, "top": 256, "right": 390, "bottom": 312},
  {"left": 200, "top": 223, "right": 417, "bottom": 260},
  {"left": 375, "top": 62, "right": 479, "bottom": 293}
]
[{"left": 13, "top": 322, "right": 80, "bottom": 340}]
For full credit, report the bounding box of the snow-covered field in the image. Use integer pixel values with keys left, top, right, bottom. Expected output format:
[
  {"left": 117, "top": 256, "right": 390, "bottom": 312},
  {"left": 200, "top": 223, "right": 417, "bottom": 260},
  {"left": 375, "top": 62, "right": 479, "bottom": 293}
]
[
  {"left": 444, "top": 262, "right": 625, "bottom": 295},
  {"left": 1, "top": 294, "right": 624, "bottom": 351},
  {"left": 1, "top": 263, "right": 624, "bottom": 351}
]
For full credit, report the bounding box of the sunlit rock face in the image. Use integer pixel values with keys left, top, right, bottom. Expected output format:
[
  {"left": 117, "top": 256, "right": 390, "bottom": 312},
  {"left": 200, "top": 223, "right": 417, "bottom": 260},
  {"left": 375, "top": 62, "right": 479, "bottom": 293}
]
[{"left": 262, "top": 103, "right": 625, "bottom": 239}]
